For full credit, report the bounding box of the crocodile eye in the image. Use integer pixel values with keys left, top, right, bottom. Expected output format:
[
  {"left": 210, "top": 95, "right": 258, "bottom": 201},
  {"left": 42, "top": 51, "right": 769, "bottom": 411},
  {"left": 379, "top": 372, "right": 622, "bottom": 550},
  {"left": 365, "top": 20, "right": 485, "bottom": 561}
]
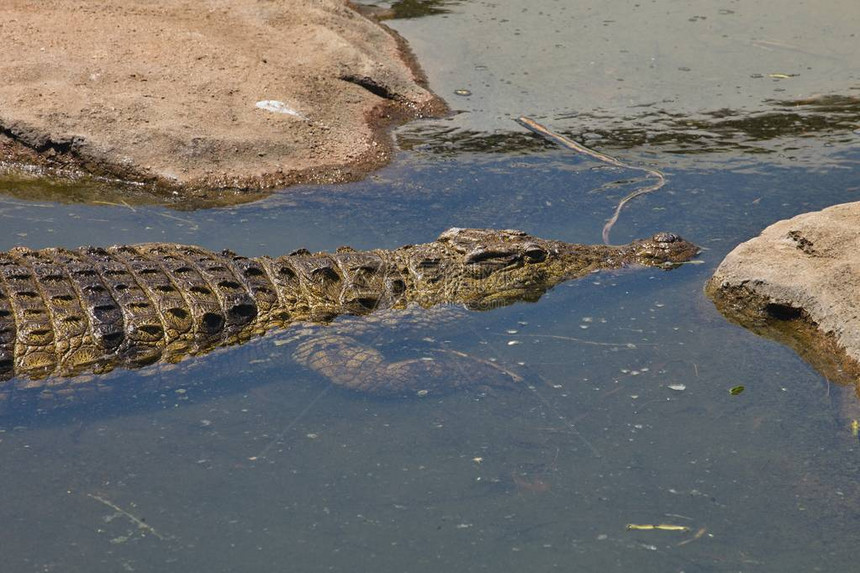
[{"left": 523, "top": 245, "right": 547, "bottom": 262}]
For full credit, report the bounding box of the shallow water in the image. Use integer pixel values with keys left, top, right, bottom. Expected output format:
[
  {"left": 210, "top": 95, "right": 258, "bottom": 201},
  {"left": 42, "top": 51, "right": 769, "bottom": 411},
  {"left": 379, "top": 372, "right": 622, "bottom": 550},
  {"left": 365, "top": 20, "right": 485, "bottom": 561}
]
[{"left": 1, "top": 1, "right": 859, "bottom": 571}]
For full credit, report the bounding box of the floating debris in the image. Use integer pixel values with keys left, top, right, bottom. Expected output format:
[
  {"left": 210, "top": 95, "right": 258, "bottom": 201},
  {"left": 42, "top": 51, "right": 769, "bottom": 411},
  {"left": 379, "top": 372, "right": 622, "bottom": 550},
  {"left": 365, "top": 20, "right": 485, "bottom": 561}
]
[
  {"left": 667, "top": 384, "right": 686, "bottom": 391},
  {"left": 626, "top": 523, "right": 690, "bottom": 532},
  {"left": 729, "top": 385, "right": 745, "bottom": 395},
  {"left": 677, "top": 527, "right": 708, "bottom": 546},
  {"left": 87, "top": 494, "right": 166, "bottom": 541},
  {"left": 515, "top": 116, "right": 666, "bottom": 245}
]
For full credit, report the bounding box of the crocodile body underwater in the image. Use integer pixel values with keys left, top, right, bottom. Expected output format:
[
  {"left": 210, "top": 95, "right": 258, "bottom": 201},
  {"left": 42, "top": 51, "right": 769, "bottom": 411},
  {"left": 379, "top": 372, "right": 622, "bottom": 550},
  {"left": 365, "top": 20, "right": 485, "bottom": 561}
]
[{"left": 0, "top": 228, "right": 698, "bottom": 402}]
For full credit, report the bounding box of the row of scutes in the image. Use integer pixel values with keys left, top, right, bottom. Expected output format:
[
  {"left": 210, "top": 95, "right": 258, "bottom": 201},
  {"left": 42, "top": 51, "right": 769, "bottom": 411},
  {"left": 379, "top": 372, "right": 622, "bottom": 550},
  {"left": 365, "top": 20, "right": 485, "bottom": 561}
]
[
  {"left": 0, "top": 244, "right": 276, "bottom": 381},
  {"left": 0, "top": 240, "right": 415, "bottom": 384}
]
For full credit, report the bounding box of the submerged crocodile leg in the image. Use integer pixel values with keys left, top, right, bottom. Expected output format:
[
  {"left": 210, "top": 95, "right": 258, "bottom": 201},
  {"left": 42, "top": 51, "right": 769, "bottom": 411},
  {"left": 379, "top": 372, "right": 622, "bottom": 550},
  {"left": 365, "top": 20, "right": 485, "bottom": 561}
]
[{"left": 291, "top": 334, "right": 522, "bottom": 396}]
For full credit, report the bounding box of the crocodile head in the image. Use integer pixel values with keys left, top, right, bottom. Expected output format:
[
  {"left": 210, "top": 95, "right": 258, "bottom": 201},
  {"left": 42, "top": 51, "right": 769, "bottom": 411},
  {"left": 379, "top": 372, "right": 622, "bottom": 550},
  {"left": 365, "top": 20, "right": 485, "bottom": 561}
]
[{"left": 424, "top": 228, "right": 698, "bottom": 310}]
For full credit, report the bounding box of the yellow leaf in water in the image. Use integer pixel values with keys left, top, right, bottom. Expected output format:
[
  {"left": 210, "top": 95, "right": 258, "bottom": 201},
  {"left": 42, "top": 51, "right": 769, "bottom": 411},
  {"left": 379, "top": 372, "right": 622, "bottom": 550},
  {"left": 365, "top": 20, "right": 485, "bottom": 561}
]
[
  {"left": 626, "top": 523, "right": 690, "bottom": 532},
  {"left": 654, "top": 524, "right": 691, "bottom": 531}
]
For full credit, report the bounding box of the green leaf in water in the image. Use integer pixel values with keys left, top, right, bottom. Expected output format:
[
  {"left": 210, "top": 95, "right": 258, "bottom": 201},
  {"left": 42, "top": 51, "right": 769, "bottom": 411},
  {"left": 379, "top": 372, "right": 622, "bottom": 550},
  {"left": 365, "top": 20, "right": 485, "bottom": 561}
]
[{"left": 729, "top": 385, "right": 745, "bottom": 395}]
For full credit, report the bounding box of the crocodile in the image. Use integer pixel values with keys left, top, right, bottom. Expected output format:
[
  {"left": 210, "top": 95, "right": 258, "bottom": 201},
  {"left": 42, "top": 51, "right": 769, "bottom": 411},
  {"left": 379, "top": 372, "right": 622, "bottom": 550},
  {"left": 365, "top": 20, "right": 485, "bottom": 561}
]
[{"left": 0, "top": 228, "right": 698, "bottom": 403}]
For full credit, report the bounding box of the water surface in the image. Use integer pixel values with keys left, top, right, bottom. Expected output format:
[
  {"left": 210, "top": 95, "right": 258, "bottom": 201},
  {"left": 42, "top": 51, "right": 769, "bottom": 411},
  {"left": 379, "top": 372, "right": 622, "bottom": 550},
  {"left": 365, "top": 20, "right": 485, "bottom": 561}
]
[{"left": 1, "top": 1, "right": 859, "bottom": 571}]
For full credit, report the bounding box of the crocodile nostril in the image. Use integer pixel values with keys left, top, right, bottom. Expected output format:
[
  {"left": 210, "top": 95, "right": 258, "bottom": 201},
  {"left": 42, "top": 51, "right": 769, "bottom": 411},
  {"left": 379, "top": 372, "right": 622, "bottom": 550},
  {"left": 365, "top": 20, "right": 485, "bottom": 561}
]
[{"left": 653, "top": 232, "right": 680, "bottom": 243}]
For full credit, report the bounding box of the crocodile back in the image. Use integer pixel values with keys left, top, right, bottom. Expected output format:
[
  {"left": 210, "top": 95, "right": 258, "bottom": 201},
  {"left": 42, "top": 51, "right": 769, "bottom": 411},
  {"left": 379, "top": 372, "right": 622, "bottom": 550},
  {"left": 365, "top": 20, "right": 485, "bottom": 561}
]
[
  {"left": 0, "top": 244, "right": 286, "bottom": 381},
  {"left": 0, "top": 229, "right": 697, "bottom": 387}
]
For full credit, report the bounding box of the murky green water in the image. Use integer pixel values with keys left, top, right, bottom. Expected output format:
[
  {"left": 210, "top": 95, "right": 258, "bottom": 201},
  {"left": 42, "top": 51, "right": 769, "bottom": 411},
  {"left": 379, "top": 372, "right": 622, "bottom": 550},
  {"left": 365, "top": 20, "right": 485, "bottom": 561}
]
[{"left": 1, "top": 1, "right": 859, "bottom": 571}]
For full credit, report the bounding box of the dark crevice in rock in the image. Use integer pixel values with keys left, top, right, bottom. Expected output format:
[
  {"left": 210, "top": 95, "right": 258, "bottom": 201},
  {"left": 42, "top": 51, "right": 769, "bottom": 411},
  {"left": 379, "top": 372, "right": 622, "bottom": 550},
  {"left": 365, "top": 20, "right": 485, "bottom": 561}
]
[
  {"left": 706, "top": 281, "right": 860, "bottom": 390},
  {"left": 765, "top": 302, "right": 803, "bottom": 321},
  {"left": 340, "top": 75, "right": 399, "bottom": 101},
  {"left": 0, "top": 121, "right": 78, "bottom": 155}
]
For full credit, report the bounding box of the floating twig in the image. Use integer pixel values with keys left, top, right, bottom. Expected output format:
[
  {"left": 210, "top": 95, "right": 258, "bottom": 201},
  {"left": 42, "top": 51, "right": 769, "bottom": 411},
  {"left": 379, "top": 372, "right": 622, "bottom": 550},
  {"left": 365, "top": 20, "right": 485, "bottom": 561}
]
[
  {"left": 253, "top": 384, "right": 333, "bottom": 460},
  {"left": 677, "top": 526, "right": 708, "bottom": 546},
  {"left": 92, "top": 199, "right": 137, "bottom": 211},
  {"left": 496, "top": 332, "right": 653, "bottom": 347},
  {"left": 0, "top": 199, "right": 54, "bottom": 208},
  {"left": 152, "top": 210, "right": 199, "bottom": 231},
  {"left": 515, "top": 116, "right": 666, "bottom": 245},
  {"left": 626, "top": 523, "right": 690, "bottom": 532},
  {"left": 87, "top": 493, "right": 166, "bottom": 541}
]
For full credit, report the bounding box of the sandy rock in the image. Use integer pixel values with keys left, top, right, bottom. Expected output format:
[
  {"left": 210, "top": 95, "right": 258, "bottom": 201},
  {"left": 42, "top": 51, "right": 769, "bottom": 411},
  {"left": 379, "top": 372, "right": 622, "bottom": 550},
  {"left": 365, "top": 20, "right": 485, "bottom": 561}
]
[
  {"left": 706, "top": 201, "right": 860, "bottom": 386},
  {"left": 0, "top": 0, "right": 445, "bottom": 197}
]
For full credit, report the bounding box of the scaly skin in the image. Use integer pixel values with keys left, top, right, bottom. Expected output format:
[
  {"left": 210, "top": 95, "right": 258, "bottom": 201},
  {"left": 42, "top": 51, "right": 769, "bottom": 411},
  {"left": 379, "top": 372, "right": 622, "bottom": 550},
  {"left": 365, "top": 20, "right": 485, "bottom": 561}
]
[{"left": 0, "top": 228, "right": 698, "bottom": 386}]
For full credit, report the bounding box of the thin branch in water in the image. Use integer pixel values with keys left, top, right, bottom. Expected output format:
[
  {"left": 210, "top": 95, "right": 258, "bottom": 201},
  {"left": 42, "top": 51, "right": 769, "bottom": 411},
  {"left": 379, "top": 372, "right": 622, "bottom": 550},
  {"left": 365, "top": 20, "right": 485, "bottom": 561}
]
[
  {"left": 0, "top": 199, "right": 54, "bottom": 208},
  {"left": 86, "top": 493, "right": 166, "bottom": 541},
  {"left": 254, "top": 383, "right": 333, "bottom": 460},
  {"left": 92, "top": 199, "right": 137, "bottom": 211},
  {"left": 495, "top": 332, "right": 654, "bottom": 347},
  {"left": 515, "top": 116, "right": 666, "bottom": 245},
  {"left": 152, "top": 209, "right": 200, "bottom": 231},
  {"left": 602, "top": 178, "right": 665, "bottom": 245},
  {"left": 434, "top": 348, "right": 525, "bottom": 384}
]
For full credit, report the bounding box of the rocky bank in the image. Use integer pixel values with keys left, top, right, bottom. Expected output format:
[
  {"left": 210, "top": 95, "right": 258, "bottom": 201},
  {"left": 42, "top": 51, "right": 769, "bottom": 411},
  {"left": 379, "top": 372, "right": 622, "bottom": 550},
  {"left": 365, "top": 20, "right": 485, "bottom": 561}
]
[
  {"left": 707, "top": 201, "right": 860, "bottom": 388},
  {"left": 0, "top": 0, "right": 445, "bottom": 199}
]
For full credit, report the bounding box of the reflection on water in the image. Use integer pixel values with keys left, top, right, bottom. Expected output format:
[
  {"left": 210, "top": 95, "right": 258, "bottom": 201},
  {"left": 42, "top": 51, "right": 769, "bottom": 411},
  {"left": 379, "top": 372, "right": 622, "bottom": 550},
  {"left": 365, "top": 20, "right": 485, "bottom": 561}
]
[
  {"left": 399, "top": 94, "right": 860, "bottom": 159},
  {"left": 0, "top": 170, "right": 272, "bottom": 210},
  {"left": 4, "top": 94, "right": 853, "bottom": 210},
  {"left": 0, "top": 142, "right": 858, "bottom": 570},
  {"left": 353, "top": 1, "right": 465, "bottom": 20}
]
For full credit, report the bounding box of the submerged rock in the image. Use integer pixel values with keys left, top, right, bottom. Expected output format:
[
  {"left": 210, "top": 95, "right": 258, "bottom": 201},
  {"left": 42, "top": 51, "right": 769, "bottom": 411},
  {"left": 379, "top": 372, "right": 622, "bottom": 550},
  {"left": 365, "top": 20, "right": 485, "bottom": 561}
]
[
  {"left": 0, "top": 0, "right": 445, "bottom": 198},
  {"left": 706, "top": 202, "right": 860, "bottom": 387}
]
